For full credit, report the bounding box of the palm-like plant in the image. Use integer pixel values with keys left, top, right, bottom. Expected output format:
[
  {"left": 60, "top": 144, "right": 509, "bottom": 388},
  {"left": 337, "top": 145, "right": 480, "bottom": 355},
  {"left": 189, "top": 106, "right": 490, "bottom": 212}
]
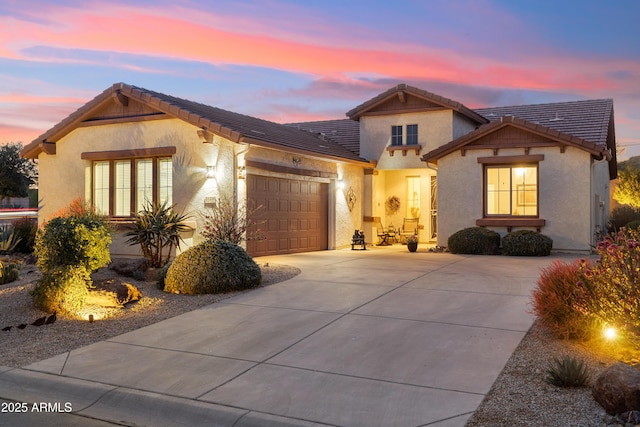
[{"left": 125, "top": 202, "right": 192, "bottom": 267}]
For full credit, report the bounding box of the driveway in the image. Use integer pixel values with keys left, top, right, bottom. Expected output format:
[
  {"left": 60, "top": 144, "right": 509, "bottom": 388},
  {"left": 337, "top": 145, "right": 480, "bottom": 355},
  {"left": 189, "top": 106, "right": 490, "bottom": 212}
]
[{"left": 0, "top": 246, "right": 570, "bottom": 426}]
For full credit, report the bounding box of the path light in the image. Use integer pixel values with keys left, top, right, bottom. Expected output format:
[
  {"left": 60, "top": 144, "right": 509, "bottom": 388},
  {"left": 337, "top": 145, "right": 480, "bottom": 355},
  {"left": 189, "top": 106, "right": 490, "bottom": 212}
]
[{"left": 604, "top": 326, "right": 616, "bottom": 340}]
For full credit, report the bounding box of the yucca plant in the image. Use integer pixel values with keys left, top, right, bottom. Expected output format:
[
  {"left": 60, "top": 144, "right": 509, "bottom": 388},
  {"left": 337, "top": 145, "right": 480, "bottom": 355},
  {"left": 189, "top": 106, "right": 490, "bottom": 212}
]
[
  {"left": 125, "top": 201, "right": 192, "bottom": 267},
  {"left": 0, "top": 229, "right": 21, "bottom": 252},
  {"left": 545, "top": 355, "right": 590, "bottom": 387}
]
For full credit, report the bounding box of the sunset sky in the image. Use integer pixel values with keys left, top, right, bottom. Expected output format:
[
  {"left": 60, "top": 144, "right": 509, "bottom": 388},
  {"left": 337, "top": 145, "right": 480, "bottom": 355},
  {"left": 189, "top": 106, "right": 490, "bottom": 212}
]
[{"left": 1, "top": 0, "right": 639, "bottom": 157}]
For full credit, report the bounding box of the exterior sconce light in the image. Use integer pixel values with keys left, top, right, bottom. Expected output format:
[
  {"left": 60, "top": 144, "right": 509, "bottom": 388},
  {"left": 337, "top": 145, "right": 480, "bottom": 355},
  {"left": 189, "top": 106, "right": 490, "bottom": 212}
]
[
  {"left": 338, "top": 179, "right": 346, "bottom": 190},
  {"left": 206, "top": 165, "right": 216, "bottom": 179},
  {"left": 237, "top": 165, "right": 246, "bottom": 179}
]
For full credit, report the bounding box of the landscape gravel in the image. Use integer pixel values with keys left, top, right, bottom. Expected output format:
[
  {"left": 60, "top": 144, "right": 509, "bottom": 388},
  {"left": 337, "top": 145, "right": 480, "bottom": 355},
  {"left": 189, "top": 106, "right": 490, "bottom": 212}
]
[{"left": 0, "top": 259, "right": 300, "bottom": 368}]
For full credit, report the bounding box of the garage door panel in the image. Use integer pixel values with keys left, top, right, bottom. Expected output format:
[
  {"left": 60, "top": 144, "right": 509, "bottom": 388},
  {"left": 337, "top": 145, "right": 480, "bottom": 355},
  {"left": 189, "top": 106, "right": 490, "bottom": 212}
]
[{"left": 247, "top": 175, "right": 327, "bottom": 256}]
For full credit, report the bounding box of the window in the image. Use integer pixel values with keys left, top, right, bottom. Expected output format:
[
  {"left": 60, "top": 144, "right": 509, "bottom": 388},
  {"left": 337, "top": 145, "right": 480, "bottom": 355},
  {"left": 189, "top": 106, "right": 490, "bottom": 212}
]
[
  {"left": 406, "top": 176, "right": 421, "bottom": 219},
  {"left": 92, "top": 157, "right": 173, "bottom": 217},
  {"left": 406, "top": 124, "right": 418, "bottom": 145},
  {"left": 391, "top": 125, "right": 403, "bottom": 146},
  {"left": 485, "top": 165, "right": 537, "bottom": 216}
]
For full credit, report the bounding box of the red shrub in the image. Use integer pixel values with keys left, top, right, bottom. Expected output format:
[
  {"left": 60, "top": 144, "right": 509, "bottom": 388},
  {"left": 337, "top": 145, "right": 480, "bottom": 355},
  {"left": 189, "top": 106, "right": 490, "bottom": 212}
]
[{"left": 531, "top": 259, "right": 593, "bottom": 340}]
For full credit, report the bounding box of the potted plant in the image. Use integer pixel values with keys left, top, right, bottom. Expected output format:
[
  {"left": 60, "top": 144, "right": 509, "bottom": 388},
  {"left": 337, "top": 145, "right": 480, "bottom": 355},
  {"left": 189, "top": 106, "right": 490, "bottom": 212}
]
[{"left": 406, "top": 234, "right": 419, "bottom": 252}]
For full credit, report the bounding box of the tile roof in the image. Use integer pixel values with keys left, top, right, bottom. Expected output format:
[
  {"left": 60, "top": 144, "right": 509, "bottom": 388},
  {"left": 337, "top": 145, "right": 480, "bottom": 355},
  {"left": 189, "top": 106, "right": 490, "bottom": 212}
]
[
  {"left": 422, "top": 115, "right": 611, "bottom": 164},
  {"left": 475, "top": 99, "right": 613, "bottom": 148},
  {"left": 346, "top": 83, "right": 489, "bottom": 125},
  {"left": 286, "top": 119, "right": 360, "bottom": 156},
  {"left": 21, "top": 83, "right": 371, "bottom": 165}
]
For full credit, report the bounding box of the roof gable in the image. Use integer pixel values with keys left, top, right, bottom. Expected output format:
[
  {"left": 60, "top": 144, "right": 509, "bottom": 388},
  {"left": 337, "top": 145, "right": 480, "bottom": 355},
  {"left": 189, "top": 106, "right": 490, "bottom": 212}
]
[
  {"left": 422, "top": 115, "right": 611, "bottom": 163},
  {"left": 346, "top": 83, "right": 488, "bottom": 125},
  {"left": 21, "top": 83, "right": 370, "bottom": 165},
  {"left": 475, "top": 99, "right": 613, "bottom": 148}
]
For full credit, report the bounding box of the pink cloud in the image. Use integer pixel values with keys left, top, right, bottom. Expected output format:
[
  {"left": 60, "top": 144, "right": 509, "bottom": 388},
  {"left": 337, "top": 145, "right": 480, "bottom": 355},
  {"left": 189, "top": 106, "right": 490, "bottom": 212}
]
[{"left": 1, "top": 1, "right": 637, "bottom": 97}]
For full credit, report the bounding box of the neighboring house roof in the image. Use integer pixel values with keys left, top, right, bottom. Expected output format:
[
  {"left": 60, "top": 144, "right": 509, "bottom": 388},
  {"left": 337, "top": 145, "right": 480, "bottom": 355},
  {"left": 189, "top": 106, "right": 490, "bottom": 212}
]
[
  {"left": 286, "top": 119, "right": 360, "bottom": 156},
  {"left": 475, "top": 98, "right": 614, "bottom": 149},
  {"left": 20, "top": 83, "right": 371, "bottom": 166},
  {"left": 346, "top": 83, "right": 489, "bottom": 125}
]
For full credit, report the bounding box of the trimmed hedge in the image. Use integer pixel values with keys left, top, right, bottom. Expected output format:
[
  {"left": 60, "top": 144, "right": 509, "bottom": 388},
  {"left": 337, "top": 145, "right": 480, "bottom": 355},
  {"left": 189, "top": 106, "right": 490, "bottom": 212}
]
[
  {"left": 447, "top": 227, "right": 500, "bottom": 255},
  {"left": 501, "top": 230, "right": 553, "bottom": 256},
  {"left": 164, "top": 240, "right": 261, "bottom": 295}
]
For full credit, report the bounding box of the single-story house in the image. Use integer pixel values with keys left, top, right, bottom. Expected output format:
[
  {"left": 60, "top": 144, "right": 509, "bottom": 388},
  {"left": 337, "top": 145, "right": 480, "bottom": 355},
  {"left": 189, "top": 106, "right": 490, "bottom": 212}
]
[{"left": 21, "top": 82, "right": 616, "bottom": 255}]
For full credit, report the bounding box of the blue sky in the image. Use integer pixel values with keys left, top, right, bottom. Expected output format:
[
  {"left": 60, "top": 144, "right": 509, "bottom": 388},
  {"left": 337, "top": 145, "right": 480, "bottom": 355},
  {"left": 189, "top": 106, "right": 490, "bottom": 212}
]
[{"left": 1, "top": 0, "right": 639, "bottom": 157}]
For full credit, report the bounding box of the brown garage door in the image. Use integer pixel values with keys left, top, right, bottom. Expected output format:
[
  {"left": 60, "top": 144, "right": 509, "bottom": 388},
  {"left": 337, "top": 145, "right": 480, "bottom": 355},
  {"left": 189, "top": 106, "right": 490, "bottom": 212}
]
[{"left": 246, "top": 175, "right": 328, "bottom": 257}]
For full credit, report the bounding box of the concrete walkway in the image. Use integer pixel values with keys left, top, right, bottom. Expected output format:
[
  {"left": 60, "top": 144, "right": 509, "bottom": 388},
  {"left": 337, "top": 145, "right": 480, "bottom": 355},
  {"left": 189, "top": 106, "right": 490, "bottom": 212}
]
[{"left": 0, "top": 246, "right": 572, "bottom": 426}]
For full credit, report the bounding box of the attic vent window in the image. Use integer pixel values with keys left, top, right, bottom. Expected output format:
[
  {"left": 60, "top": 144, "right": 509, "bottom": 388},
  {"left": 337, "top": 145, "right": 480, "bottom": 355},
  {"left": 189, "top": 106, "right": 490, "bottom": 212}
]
[{"left": 549, "top": 113, "right": 564, "bottom": 122}]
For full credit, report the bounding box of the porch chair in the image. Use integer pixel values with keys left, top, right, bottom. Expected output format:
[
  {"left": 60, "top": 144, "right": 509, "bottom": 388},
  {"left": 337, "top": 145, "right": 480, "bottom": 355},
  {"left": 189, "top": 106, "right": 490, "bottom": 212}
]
[
  {"left": 375, "top": 221, "right": 389, "bottom": 245},
  {"left": 399, "top": 218, "right": 419, "bottom": 243}
]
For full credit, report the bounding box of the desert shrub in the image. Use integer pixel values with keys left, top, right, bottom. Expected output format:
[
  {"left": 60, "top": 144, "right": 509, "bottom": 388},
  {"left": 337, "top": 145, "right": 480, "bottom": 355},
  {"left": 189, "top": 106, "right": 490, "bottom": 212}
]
[
  {"left": 125, "top": 202, "right": 192, "bottom": 268},
  {"left": 35, "top": 215, "right": 111, "bottom": 273},
  {"left": 0, "top": 229, "right": 20, "bottom": 252},
  {"left": 0, "top": 261, "right": 20, "bottom": 285},
  {"left": 608, "top": 205, "right": 640, "bottom": 232},
  {"left": 546, "top": 356, "right": 590, "bottom": 387},
  {"left": 625, "top": 219, "right": 640, "bottom": 230},
  {"left": 31, "top": 266, "right": 90, "bottom": 314},
  {"left": 501, "top": 230, "right": 553, "bottom": 256},
  {"left": 11, "top": 217, "right": 37, "bottom": 253},
  {"left": 200, "top": 193, "right": 265, "bottom": 244},
  {"left": 164, "top": 240, "right": 261, "bottom": 295},
  {"left": 447, "top": 227, "right": 500, "bottom": 255},
  {"left": 531, "top": 260, "right": 594, "bottom": 340},
  {"left": 157, "top": 260, "right": 172, "bottom": 290},
  {"left": 574, "top": 229, "right": 640, "bottom": 345}
]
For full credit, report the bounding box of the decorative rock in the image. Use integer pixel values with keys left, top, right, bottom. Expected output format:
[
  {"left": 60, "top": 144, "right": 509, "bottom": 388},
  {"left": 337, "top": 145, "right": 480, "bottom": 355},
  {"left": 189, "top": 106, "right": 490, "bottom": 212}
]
[{"left": 592, "top": 363, "right": 640, "bottom": 415}]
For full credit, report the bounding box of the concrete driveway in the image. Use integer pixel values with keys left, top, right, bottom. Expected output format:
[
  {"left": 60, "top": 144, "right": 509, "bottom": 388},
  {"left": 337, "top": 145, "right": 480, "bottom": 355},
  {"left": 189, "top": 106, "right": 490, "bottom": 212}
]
[{"left": 0, "top": 246, "right": 570, "bottom": 426}]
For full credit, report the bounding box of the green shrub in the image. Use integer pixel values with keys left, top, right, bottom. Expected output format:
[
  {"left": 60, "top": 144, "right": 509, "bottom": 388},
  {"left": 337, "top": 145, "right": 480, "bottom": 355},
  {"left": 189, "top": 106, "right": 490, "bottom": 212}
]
[
  {"left": 31, "top": 266, "right": 90, "bottom": 314},
  {"left": 11, "top": 217, "right": 37, "bottom": 253},
  {"left": 609, "top": 205, "right": 640, "bottom": 232},
  {"left": 0, "top": 261, "right": 20, "bottom": 285},
  {"left": 531, "top": 260, "right": 593, "bottom": 340},
  {"left": 447, "top": 227, "right": 500, "bottom": 255},
  {"left": 501, "top": 230, "right": 552, "bottom": 256},
  {"left": 157, "top": 260, "right": 172, "bottom": 290},
  {"left": 546, "top": 356, "right": 590, "bottom": 387},
  {"left": 164, "top": 240, "right": 261, "bottom": 295},
  {"left": 35, "top": 215, "right": 111, "bottom": 273},
  {"left": 574, "top": 230, "right": 640, "bottom": 346},
  {"left": 625, "top": 219, "right": 640, "bottom": 231}
]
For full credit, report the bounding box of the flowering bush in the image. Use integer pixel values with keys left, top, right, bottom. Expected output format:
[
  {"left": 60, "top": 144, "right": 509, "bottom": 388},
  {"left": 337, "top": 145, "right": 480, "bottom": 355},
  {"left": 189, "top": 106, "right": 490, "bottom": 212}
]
[
  {"left": 574, "top": 229, "right": 640, "bottom": 345},
  {"left": 531, "top": 260, "right": 593, "bottom": 340},
  {"left": 200, "top": 193, "right": 265, "bottom": 244},
  {"left": 406, "top": 234, "right": 418, "bottom": 244}
]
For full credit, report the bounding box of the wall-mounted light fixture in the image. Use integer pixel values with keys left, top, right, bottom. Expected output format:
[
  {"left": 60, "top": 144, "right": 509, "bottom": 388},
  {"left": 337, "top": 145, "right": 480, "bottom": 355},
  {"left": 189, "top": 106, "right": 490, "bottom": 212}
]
[
  {"left": 206, "top": 165, "right": 216, "bottom": 179},
  {"left": 237, "top": 165, "right": 246, "bottom": 179},
  {"left": 337, "top": 179, "right": 346, "bottom": 190}
]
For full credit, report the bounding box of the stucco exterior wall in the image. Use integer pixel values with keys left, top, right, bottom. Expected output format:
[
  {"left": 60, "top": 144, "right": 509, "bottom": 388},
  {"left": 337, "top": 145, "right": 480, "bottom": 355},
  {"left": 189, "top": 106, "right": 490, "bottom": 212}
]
[
  {"left": 452, "top": 113, "right": 479, "bottom": 139},
  {"left": 436, "top": 146, "right": 596, "bottom": 252},
  {"left": 37, "top": 118, "right": 236, "bottom": 257},
  {"left": 360, "top": 110, "right": 453, "bottom": 169}
]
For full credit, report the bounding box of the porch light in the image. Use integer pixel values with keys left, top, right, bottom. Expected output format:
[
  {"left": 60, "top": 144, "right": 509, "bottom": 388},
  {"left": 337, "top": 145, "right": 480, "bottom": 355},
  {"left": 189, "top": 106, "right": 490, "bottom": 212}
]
[
  {"left": 338, "top": 179, "right": 345, "bottom": 190},
  {"left": 206, "top": 165, "right": 216, "bottom": 179}
]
